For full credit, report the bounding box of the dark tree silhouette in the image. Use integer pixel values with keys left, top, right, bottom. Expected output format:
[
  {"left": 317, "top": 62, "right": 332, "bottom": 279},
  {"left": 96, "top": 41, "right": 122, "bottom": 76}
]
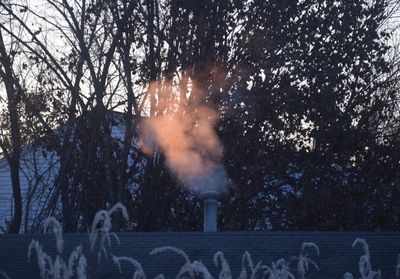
[{"left": 0, "top": 0, "right": 399, "bottom": 232}]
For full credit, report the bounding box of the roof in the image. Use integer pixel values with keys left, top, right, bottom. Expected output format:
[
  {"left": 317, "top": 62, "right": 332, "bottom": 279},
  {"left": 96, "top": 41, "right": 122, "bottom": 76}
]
[{"left": 0, "top": 231, "right": 399, "bottom": 278}]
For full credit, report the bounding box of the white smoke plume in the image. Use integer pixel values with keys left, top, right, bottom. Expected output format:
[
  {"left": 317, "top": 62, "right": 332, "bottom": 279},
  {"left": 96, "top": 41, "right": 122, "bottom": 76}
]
[{"left": 139, "top": 105, "right": 230, "bottom": 194}]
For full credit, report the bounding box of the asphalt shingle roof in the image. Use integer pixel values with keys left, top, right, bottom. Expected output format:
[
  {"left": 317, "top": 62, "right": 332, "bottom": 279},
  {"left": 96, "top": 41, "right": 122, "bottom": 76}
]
[{"left": 0, "top": 231, "right": 399, "bottom": 278}]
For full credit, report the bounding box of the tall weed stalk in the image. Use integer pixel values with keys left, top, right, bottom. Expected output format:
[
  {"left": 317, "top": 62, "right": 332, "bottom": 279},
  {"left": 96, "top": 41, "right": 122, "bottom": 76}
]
[
  {"left": 88, "top": 202, "right": 129, "bottom": 261},
  {"left": 344, "top": 238, "right": 381, "bottom": 279},
  {"left": 28, "top": 217, "right": 87, "bottom": 279}
]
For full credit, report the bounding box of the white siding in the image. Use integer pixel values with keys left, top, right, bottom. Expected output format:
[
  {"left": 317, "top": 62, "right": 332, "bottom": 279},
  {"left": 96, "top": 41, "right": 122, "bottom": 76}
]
[
  {"left": 0, "top": 112, "right": 136, "bottom": 232},
  {"left": 0, "top": 148, "right": 59, "bottom": 232}
]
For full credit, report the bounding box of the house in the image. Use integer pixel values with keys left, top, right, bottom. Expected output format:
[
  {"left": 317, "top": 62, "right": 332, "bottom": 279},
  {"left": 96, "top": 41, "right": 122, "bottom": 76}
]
[
  {"left": 0, "top": 147, "right": 59, "bottom": 232},
  {"left": 0, "top": 111, "right": 130, "bottom": 232},
  {"left": 0, "top": 232, "right": 399, "bottom": 278}
]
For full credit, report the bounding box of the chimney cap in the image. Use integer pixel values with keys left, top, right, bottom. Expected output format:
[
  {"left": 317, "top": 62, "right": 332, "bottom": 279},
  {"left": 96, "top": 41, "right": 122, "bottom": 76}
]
[{"left": 200, "top": 190, "right": 221, "bottom": 200}]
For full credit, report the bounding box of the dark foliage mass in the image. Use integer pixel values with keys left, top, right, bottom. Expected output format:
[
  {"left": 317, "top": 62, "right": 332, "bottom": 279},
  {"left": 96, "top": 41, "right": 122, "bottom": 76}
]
[{"left": 0, "top": 0, "right": 399, "bottom": 232}]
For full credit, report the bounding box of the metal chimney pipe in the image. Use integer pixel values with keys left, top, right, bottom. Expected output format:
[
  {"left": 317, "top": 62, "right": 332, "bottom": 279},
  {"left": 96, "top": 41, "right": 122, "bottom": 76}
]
[{"left": 200, "top": 191, "right": 220, "bottom": 232}]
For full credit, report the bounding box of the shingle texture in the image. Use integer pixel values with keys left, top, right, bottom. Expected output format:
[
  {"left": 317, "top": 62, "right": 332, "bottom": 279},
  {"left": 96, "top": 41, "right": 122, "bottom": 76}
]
[{"left": 0, "top": 232, "right": 399, "bottom": 278}]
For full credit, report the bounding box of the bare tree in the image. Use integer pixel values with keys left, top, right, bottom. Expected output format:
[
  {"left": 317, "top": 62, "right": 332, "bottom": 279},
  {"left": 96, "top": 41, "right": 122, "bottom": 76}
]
[{"left": 0, "top": 28, "right": 23, "bottom": 233}]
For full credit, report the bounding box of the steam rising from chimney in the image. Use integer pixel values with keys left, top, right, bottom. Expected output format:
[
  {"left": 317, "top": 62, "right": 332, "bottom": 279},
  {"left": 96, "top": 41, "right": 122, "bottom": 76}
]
[{"left": 139, "top": 106, "right": 229, "bottom": 194}]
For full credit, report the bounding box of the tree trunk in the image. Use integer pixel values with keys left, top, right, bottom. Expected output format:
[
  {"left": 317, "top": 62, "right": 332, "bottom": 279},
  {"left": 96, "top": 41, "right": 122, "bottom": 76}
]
[{"left": 0, "top": 30, "right": 22, "bottom": 233}]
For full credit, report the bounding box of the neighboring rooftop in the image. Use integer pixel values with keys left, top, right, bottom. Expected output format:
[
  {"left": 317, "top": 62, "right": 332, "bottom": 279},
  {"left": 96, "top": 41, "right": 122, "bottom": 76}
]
[{"left": 0, "top": 231, "right": 399, "bottom": 278}]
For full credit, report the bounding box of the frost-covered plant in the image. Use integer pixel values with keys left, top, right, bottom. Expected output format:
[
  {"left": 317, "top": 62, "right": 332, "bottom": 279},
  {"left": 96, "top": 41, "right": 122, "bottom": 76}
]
[
  {"left": 88, "top": 202, "right": 129, "bottom": 261},
  {"left": 150, "top": 246, "right": 207, "bottom": 279},
  {"left": 28, "top": 240, "right": 53, "bottom": 278},
  {"left": 294, "top": 242, "right": 319, "bottom": 279},
  {"left": 344, "top": 238, "right": 381, "bottom": 279},
  {"left": 28, "top": 217, "right": 87, "bottom": 279},
  {"left": 269, "top": 259, "right": 295, "bottom": 279},
  {"left": 111, "top": 255, "right": 146, "bottom": 279},
  {"left": 67, "top": 246, "right": 87, "bottom": 279},
  {"left": 150, "top": 246, "right": 194, "bottom": 278},
  {"left": 396, "top": 253, "right": 400, "bottom": 278},
  {"left": 191, "top": 260, "right": 214, "bottom": 279},
  {"left": 0, "top": 271, "right": 11, "bottom": 279},
  {"left": 43, "top": 218, "right": 64, "bottom": 255},
  {"left": 238, "top": 251, "right": 271, "bottom": 279},
  {"left": 213, "top": 251, "right": 232, "bottom": 279}
]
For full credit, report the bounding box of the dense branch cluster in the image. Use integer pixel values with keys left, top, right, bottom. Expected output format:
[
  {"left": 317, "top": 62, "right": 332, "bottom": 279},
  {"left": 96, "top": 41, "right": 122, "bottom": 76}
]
[{"left": 0, "top": 0, "right": 399, "bottom": 232}]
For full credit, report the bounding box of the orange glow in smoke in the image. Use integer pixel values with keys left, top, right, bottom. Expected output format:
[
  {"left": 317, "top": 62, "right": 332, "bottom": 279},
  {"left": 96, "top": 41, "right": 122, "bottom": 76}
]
[{"left": 139, "top": 106, "right": 227, "bottom": 192}]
